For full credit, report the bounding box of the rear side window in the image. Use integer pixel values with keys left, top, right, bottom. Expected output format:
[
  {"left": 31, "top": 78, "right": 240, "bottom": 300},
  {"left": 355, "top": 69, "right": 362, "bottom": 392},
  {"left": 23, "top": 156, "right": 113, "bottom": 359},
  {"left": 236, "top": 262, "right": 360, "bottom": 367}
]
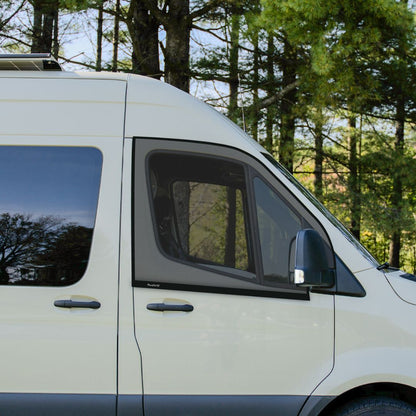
[{"left": 0, "top": 146, "right": 102, "bottom": 286}]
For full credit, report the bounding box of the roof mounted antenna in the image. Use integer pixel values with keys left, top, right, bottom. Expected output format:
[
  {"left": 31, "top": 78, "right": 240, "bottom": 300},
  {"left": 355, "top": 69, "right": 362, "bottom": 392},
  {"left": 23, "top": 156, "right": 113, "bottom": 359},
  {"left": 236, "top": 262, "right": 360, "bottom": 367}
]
[
  {"left": 0, "top": 53, "right": 62, "bottom": 71},
  {"left": 238, "top": 73, "right": 246, "bottom": 132}
]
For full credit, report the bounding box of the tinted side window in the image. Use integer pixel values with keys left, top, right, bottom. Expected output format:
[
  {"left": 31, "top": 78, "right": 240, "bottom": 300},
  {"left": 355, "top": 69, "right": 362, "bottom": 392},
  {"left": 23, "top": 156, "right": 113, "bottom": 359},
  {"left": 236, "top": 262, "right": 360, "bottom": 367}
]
[
  {"left": 149, "top": 153, "right": 255, "bottom": 277},
  {"left": 0, "top": 146, "right": 102, "bottom": 286}
]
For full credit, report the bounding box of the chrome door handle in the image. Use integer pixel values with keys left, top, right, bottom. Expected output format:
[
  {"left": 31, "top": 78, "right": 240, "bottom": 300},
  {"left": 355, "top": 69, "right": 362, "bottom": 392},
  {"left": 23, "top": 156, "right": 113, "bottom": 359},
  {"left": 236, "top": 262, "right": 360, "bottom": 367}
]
[{"left": 146, "top": 303, "right": 194, "bottom": 312}]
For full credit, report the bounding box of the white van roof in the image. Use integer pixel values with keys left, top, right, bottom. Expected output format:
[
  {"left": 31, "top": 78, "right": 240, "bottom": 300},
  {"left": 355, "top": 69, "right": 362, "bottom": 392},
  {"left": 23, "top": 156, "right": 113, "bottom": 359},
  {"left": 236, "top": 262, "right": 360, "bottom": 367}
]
[{"left": 0, "top": 68, "right": 264, "bottom": 156}]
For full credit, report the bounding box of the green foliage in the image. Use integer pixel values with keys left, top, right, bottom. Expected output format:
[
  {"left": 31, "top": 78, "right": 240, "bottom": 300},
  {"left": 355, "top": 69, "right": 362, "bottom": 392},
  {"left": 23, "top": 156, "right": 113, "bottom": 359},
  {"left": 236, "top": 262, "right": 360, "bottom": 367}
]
[
  {"left": 59, "top": 0, "right": 96, "bottom": 11},
  {"left": 261, "top": 0, "right": 414, "bottom": 111}
]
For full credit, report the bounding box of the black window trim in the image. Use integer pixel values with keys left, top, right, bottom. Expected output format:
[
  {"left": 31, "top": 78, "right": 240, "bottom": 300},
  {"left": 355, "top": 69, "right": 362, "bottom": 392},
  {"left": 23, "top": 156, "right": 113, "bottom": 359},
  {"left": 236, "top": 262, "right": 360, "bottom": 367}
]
[{"left": 133, "top": 279, "right": 310, "bottom": 300}]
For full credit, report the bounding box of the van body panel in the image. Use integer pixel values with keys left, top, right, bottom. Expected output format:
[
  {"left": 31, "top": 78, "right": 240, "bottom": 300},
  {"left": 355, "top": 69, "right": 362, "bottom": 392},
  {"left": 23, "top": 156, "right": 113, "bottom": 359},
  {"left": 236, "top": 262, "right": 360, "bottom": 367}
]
[
  {"left": 0, "top": 393, "right": 116, "bottom": 416},
  {"left": 124, "top": 76, "right": 260, "bottom": 153},
  {"left": 311, "top": 268, "right": 416, "bottom": 396},
  {"left": 133, "top": 289, "right": 334, "bottom": 396},
  {"left": 118, "top": 395, "right": 144, "bottom": 416},
  {"left": 118, "top": 139, "right": 144, "bottom": 397},
  {"left": 131, "top": 138, "right": 335, "bottom": 401},
  {"left": 0, "top": 77, "right": 126, "bottom": 138},
  {"left": 299, "top": 396, "right": 336, "bottom": 416},
  {"left": 0, "top": 135, "right": 123, "bottom": 396},
  {"left": 385, "top": 269, "right": 416, "bottom": 305},
  {"left": 143, "top": 394, "right": 307, "bottom": 416}
]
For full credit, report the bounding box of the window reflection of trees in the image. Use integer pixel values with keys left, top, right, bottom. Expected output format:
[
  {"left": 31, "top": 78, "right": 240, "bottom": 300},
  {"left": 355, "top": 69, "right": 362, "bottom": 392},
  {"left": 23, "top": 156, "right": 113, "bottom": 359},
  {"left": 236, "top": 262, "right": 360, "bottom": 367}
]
[
  {"left": 173, "top": 181, "right": 249, "bottom": 271},
  {"left": 151, "top": 152, "right": 254, "bottom": 275},
  {"left": 0, "top": 213, "right": 93, "bottom": 286}
]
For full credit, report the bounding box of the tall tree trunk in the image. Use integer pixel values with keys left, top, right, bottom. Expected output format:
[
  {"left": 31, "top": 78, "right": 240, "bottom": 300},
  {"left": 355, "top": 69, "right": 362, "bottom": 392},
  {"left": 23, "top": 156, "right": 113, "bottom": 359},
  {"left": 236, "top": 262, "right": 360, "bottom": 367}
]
[
  {"left": 0, "top": 265, "right": 9, "bottom": 284},
  {"left": 31, "top": 0, "right": 59, "bottom": 54},
  {"left": 279, "top": 37, "right": 297, "bottom": 173},
  {"left": 52, "top": 6, "right": 58, "bottom": 58},
  {"left": 389, "top": 97, "right": 405, "bottom": 267},
  {"left": 225, "top": 187, "right": 236, "bottom": 268},
  {"left": 223, "top": 12, "right": 240, "bottom": 266},
  {"left": 42, "top": 1, "right": 55, "bottom": 53},
  {"left": 348, "top": 115, "right": 361, "bottom": 240},
  {"left": 228, "top": 13, "right": 240, "bottom": 123},
  {"left": 164, "top": 0, "right": 190, "bottom": 91},
  {"left": 31, "top": 0, "right": 43, "bottom": 52},
  {"left": 129, "top": 0, "right": 160, "bottom": 78},
  {"left": 265, "top": 33, "right": 275, "bottom": 153},
  {"left": 250, "top": 28, "right": 259, "bottom": 141},
  {"left": 174, "top": 183, "right": 190, "bottom": 255},
  {"left": 140, "top": 0, "right": 220, "bottom": 90},
  {"left": 112, "top": 0, "right": 120, "bottom": 72},
  {"left": 96, "top": 0, "right": 104, "bottom": 71},
  {"left": 387, "top": 0, "right": 408, "bottom": 267},
  {"left": 314, "top": 115, "right": 324, "bottom": 200}
]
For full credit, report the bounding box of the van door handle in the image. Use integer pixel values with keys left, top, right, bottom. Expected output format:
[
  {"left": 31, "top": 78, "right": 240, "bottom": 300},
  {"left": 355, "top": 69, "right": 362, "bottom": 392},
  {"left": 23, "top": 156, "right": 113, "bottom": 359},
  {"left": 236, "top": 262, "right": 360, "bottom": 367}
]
[
  {"left": 54, "top": 300, "right": 101, "bottom": 309},
  {"left": 146, "top": 303, "right": 194, "bottom": 312}
]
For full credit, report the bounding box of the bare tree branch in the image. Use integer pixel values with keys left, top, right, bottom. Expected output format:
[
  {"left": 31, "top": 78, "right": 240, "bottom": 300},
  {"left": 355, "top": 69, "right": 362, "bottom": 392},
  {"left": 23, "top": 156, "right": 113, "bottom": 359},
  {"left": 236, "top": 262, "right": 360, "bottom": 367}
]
[
  {"left": 0, "top": 33, "right": 31, "bottom": 48},
  {"left": 58, "top": 54, "right": 97, "bottom": 70},
  {"left": 189, "top": 0, "right": 221, "bottom": 21},
  {"left": 0, "top": 0, "right": 26, "bottom": 32},
  {"left": 192, "top": 24, "right": 255, "bottom": 54},
  {"left": 253, "top": 80, "right": 300, "bottom": 110}
]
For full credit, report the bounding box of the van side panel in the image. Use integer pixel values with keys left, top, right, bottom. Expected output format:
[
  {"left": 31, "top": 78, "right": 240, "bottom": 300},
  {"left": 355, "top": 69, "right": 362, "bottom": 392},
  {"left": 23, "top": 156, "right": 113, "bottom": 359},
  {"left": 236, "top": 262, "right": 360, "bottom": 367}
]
[
  {"left": 144, "top": 395, "right": 306, "bottom": 416},
  {"left": 128, "top": 138, "right": 334, "bottom": 416},
  {"left": 117, "top": 139, "right": 144, "bottom": 415},
  {"left": 307, "top": 268, "right": 416, "bottom": 399},
  {"left": 0, "top": 394, "right": 116, "bottom": 416},
  {"left": 0, "top": 77, "right": 127, "bottom": 414},
  {"left": 0, "top": 77, "right": 125, "bottom": 138}
]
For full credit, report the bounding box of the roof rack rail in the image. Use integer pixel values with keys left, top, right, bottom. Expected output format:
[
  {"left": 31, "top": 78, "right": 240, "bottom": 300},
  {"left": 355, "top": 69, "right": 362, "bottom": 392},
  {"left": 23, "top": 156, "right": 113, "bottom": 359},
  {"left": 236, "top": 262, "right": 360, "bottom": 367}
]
[{"left": 0, "top": 53, "right": 62, "bottom": 71}]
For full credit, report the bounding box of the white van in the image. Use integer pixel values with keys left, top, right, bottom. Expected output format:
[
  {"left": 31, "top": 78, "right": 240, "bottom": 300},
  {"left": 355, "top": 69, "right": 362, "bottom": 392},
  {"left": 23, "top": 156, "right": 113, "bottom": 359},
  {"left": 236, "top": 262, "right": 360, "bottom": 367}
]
[{"left": 0, "top": 53, "right": 415, "bottom": 416}]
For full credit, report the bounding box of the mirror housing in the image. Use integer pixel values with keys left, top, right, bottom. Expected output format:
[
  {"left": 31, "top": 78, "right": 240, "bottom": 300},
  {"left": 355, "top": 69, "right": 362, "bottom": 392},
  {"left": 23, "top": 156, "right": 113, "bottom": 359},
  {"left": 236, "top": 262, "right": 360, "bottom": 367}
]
[{"left": 294, "top": 229, "right": 335, "bottom": 288}]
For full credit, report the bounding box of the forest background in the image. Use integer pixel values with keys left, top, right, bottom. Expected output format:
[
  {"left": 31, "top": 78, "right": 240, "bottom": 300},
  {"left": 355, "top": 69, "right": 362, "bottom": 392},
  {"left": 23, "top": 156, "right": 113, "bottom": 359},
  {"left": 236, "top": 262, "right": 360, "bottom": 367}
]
[{"left": 2, "top": 0, "right": 416, "bottom": 272}]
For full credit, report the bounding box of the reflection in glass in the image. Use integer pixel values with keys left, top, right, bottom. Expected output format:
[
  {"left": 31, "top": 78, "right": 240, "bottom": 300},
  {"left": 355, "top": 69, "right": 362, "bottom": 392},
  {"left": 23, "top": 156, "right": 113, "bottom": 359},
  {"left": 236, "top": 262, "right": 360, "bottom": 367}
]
[
  {"left": 0, "top": 146, "right": 102, "bottom": 286},
  {"left": 173, "top": 181, "right": 249, "bottom": 271},
  {"left": 254, "top": 177, "right": 301, "bottom": 286},
  {"left": 149, "top": 153, "right": 254, "bottom": 275}
]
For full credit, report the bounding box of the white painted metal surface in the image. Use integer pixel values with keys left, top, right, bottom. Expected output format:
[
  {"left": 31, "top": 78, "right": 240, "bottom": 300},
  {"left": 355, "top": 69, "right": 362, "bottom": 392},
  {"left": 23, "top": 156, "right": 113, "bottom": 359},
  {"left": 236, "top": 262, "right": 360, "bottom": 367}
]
[
  {"left": 0, "top": 136, "right": 123, "bottom": 393},
  {"left": 313, "top": 267, "right": 416, "bottom": 396},
  {"left": 133, "top": 289, "right": 334, "bottom": 395},
  {"left": 0, "top": 73, "right": 125, "bottom": 394}
]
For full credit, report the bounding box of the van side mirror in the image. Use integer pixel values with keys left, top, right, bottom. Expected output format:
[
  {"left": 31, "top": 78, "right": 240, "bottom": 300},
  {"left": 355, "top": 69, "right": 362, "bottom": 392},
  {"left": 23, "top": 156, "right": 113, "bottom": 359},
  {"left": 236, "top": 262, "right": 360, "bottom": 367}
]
[{"left": 294, "top": 229, "right": 335, "bottom": 288}]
